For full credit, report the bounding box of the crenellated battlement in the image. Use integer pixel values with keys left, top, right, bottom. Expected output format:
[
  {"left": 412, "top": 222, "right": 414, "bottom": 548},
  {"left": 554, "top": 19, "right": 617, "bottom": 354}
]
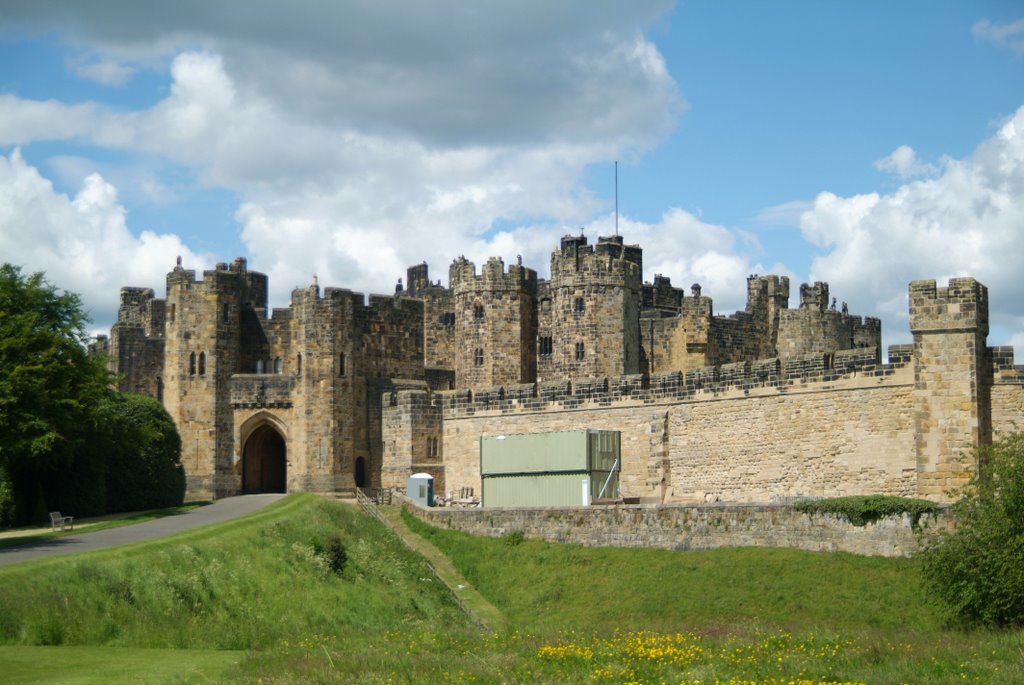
[
  {"left": 549, "top": 234, "right": 642, "bottom": 287},
  {"left": 449, "top": 255, "right": 538, "bottom": 293},
  {"left": 427, "top": 344, "right": 909, "bottom": 418},
  {"left": 909, "top": 277, "right": 989, "bottom": 335}
]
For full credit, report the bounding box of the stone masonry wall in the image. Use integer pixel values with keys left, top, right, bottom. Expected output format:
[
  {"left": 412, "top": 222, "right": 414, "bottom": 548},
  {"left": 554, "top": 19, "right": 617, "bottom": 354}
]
[
  {"left": 407, "top": 500, "right": 954, "bottom": 557},
  {"left": 910, "top": 278, "right": 989, "bottom": 500},
  {"left": 437, "top": 358, "right": 917, "bottom": 503}
]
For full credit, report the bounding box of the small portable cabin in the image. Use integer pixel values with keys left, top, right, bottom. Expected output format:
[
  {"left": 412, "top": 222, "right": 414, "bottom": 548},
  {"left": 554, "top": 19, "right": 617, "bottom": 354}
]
[
  {"left": 407, "top": 473, "right": 435, "bottom": 507},
  {"left": 480, "top": 429, "right": 620, "bottom": 507}
]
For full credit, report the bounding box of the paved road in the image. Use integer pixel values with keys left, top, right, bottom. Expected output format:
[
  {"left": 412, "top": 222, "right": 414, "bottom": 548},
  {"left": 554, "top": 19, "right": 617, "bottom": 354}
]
[{"left": 0, "top": 494, "right": 286, "bottom": 566}]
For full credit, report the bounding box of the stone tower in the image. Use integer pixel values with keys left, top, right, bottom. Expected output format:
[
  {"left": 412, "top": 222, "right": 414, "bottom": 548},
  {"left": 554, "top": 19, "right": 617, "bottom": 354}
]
[
  {"left": 909, "top": 277, "right": 991, "bottom": 500},
  {"left": 162, "top": 258, "right": 268, "bottom": 498},
  {"left": 108, "top": 287, "right": 166, "bottom": 398},
  {"left": 541, "top": 235, "right": 642, "bottom": 380},
  {"left": 450, "top": 255, "right": 538, "bottom": 390}
]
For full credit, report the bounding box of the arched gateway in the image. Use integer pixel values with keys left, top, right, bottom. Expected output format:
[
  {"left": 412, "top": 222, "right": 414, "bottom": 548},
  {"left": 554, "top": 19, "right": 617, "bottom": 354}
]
[{"left": 242, "top": 423, "right": 287, "bottom": 494}]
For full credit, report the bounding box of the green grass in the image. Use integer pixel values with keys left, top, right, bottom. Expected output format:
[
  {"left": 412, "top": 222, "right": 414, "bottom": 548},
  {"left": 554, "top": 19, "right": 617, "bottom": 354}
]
[
  {"left": 0, "top": 502, "right": 208, "bottom": 550},
  {"left": 0, "top": 645, "right": 243, "bottom": 684},
  {"left": 2, "top": 496, "right": 1022, "bottom": 684}
]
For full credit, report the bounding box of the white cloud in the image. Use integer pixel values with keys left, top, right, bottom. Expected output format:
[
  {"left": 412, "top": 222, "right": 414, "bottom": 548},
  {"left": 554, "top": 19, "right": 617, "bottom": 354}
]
[
  {"left": 972, "top": 18, "right": 1024, "bottom": 56},
  {"left": 754, "top": 200, "right": 814, "bottom": 227},
  {"left": 67, "top": 55, "right": 136, "bottom": 86},
  {"left": 0, "top": 2, "right": 686, "bottom": 328},
  {"left": 801, "top": 105, "right": 1024, "bottom": 348},
  {"left": 873, "top": 145, "right": 938, "bottom": 179},
  {"left": 0, "top": 150, "right": 208, "bottom": 329}
]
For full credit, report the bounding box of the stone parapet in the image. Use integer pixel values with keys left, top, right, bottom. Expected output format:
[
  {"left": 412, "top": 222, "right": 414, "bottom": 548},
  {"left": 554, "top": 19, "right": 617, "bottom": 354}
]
[
  {"left": 407, "top": 501, "right": 953, "bottom": 558},
  {"left": 437, "top": 347, "right": 900, "bottom": 419}
]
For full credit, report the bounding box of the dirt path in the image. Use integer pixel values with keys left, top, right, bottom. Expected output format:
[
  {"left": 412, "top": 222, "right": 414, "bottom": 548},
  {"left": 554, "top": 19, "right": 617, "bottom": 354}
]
[{"left": 377, "top": 505, "right": 507, "bottom": 631}]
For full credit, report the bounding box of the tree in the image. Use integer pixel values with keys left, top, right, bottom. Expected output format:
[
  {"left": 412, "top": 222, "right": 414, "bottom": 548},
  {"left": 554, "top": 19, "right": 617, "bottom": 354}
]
[
  {"left": 920, "top": 434, "right": 1024, "bottom": 627},
  {"left": 101, "top": 394, "right": 185, "bottom": 512},
  {"left": 0, "top": 264, "right": 113, "bottom": 524}
]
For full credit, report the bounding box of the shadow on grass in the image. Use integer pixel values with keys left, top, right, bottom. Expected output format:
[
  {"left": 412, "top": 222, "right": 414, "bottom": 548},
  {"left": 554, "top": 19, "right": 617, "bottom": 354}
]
[{"left": 0, "top": 502, "right": 211, "bottom": 551}]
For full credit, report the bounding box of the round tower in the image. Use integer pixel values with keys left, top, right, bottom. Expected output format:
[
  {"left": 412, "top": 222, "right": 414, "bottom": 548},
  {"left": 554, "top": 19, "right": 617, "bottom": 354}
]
[
  {"left": 544, "top": 234, "right": 642, "bottom": 380},
  {"left": 450, "top": 255, "right": 538, "bottom": 390}
]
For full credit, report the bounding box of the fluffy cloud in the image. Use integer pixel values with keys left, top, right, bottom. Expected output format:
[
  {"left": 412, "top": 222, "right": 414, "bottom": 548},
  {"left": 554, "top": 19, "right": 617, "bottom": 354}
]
[
  {"left": 0, "top": 150, "right": 207, "bottom": 330},
  {"left": 972, "top": 17, "right": 1024, "bottom": 56},
  {"left": 0, "top": 2, "right": 683, "bottom": 319},
  {"left": 873, "top": 145, "right": 938, "bottom": 179},
  {"left": 67, "top": 55, "right": 136, "bottom": 86},
  {"left": 801, "top": 106, "right": 1024, "bottom": 347}
]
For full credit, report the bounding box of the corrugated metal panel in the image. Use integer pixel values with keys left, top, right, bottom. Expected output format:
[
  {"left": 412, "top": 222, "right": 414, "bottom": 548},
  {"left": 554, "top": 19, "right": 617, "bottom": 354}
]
[
  {"left": 588, "top": 431, "right": 620, "bottom": 471},
  {"left": 480, "top": 430, "right": 592, "bottom": 474},
  {"left": 483, "top": 473, "right": 589, "bottom": 507}
]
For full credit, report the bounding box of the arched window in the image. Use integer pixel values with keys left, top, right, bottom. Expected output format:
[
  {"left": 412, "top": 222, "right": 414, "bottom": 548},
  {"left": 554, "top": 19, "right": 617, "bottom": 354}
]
[
  {"left": 339, "top": 352, "right": 346, "bottom": 376},
  {"left": 296, "top": 353, "right": 302, "bottom": 376},
  {"left": 256, "top": 359, "right": 264, "bottom": 374},
  {"left": 474, "top": 304, "right": 485, "bottom": 320},
  {"left": 575, "top": 342, "right": 585, "bottom": 361},
  {"left": 189, "top": 352, "right": 196, "bottom": 375},
  {"left": 274, "top": 357, "right": 282, "bottom": 374},
  {"left": 574, "top": 297, "right": 585, "bottom": 313},
  {"left": 198, "top": 351, "right": 206, "bottom": 376},
  {"left": 474, "top": 348, "right": 484, "bottom": 367}
]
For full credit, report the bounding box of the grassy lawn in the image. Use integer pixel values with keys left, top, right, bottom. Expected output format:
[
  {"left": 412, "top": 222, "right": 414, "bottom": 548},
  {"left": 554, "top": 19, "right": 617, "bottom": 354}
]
[
  {"left": 1, "top": 495, "right": 1021, "bottom": 683},
  {"left": 0, "top": 645, "right": 243, "bottom": 684},
  {"left": 0, "top": 503, "right": 208, "bottom": 551}
]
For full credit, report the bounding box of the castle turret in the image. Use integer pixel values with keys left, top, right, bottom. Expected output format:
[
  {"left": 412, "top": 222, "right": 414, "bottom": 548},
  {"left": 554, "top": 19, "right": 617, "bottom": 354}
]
[
  {"left": 543, "top": 235, "right": 642, "bottom": 380},
  {"left": 107, "top": 287, "right": 166, "bottom": 398},
  {"left": 910, "top": 277, "right": 991, "bottom": 500},
  {"left": 450, "top": 256, "right": 537, "bottom": 389}
]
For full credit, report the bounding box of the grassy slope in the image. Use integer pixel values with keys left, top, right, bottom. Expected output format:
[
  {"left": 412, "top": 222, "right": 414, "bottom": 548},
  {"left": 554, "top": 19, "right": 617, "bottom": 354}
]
[
  {"left": 3, "top": 497, "right": 1022, "bottom": 684},
  {"left": 402, "top": 510, "right": 934, "bottom": 636},
  {"left": 0, "top": 494, "right": 470, "bottom": 684}
]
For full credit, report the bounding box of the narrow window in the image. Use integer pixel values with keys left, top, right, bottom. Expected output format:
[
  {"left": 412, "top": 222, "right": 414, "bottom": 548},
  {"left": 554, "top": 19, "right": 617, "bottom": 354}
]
[
  {"left": 274, "top": 357, "right": 282, "bottom": 374},
  {"left": 574, "top": 297, "right": 585, "bottom": 313},
  {"left": 474, "top": 304, "right": 485, "bottom": 320},
  {"left": 222, "top": 303, "right": 229, "bottom": 323},
  {"left": 575, "top": 342, "right": 585, "bottom": 361},
  {"left": 169, "top": 303, "right": 176, "bottom": 324},
  {"left": 189, "top": 352, "right": 196, "bottom": 375},
  {"left": 539, "top": 336, "right": 553, "bottom": 357},
  {"left": 474, "top": 348, "right": 484, "bottom": 367},
  {"left": 339, "top": 352, "right": 346, "bottom": 376},
  {"left": 297, "top": 353, "right": 302, "bottom": 376},
  {"left": 256, "top": 359, "right": 264, "bottom": 374},
  {"left": 198, "top": 351, "right": 206, "bottom": 376}
]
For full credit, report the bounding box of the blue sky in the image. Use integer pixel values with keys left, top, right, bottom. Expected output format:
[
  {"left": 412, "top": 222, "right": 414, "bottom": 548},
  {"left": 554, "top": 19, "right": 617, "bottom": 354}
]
[{"left": 0, "top": 1, "right": 1022, "bottom": 356}]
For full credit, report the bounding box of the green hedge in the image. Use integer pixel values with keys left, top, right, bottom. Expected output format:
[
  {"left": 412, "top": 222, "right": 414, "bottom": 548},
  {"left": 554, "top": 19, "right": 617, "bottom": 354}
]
[{"left": 793, "top": 495, "right": 940, "bottom": 528}]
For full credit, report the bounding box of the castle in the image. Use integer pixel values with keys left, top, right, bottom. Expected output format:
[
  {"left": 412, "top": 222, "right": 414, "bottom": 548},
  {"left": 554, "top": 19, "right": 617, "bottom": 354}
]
[{"left": 94, "top": 234, "right": 1024, "bottom": 504}]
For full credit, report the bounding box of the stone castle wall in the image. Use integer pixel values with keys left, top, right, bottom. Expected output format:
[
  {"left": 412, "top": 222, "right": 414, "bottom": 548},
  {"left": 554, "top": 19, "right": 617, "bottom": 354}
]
[
  {"left": 406, "top": 499, "right": 953, "bottom": 557},
  {"left": 428, "top": 349, "right": 920, "bottom": 503}
]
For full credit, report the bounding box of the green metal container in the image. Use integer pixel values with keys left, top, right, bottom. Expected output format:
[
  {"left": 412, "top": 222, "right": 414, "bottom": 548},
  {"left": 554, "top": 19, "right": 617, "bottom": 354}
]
[{"left": 480, "top": 429, "right": 620, "bottom": 507}]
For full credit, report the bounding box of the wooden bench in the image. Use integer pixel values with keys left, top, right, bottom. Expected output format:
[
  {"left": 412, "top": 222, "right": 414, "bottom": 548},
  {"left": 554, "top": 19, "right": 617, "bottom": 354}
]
[{"left": 49, "top": 511, "right": 74, "bottom": 531}]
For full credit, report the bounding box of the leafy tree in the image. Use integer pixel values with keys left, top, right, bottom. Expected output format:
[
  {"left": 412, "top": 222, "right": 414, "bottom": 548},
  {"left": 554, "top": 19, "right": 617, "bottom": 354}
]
[
  {"left": 920, "top": 434, "right": 1024, "bottom": 627},
  {"left": 102, "top": 394, "right": 185, "bottom": 512},
  {"left": 0, "top": 264, "right": 113, "bottom": 524}
]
